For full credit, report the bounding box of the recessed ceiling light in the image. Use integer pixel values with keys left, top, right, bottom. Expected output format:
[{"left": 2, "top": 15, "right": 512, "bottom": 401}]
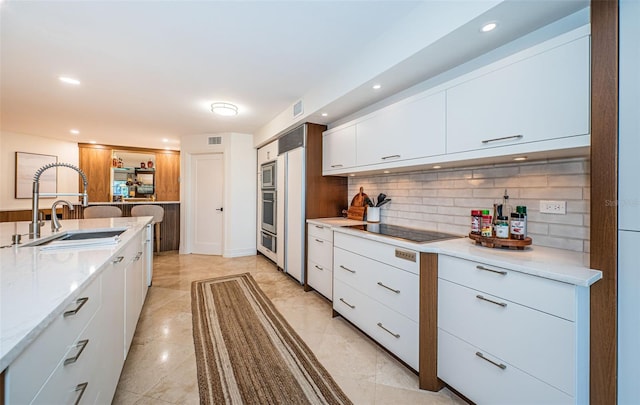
[
  {"left": 481, "top": 22, "right": 498, "bottom": 33},
  {"left": 211, "top": 102, "right": 238, "bottom": 116},
  {"left": 433, "top": 165, "right": 442, "bottom": 169},
  {"left": 165, "top": 146, "right": 170, "bottom": 150},
  {"left": 321, "top": 113, "right": 328, "bottom": 117},
  {"left": 59, "top": 76, "right": 81, "bottom": 85},
  {"left": 70, "top": 129, "right": 80, "bottom": 135},
  {"left": 513, "top": 156, "right": 527, "bottom": 161},
  {"left": 89, "top": 140, "right": 96, "bottom": 144},
  {"left": 349, "top": 174, "right": 355, "bottom": 177},
  {"left": 162, "top": 138, "right": 169, "bottom": 143},
  {"left": 383, "top": 170, "right": 390, "bottom": 174},
  {"left": 372, "top": 84, "right": 382, "bottom": 90}
]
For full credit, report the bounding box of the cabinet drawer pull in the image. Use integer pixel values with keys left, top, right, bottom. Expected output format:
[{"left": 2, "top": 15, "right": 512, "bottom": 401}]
[
  {"left": 315, "top": 238, "right": 324, "bottom": 243},
  {"left": 339, "top": 265, "right": 356, "bottom": 274},
  {"left": 314, "top": 265, "right": 323, "bottom": 271},
  {"left": 377, "top": 322, "right": 400, "bottom": 338},
  {"left": 133, "top": 251, "right": 143, "bottom": 261},
  {"left": 64, "top": 339, "right": 89, "bottom": 365},
  {"left": 475, "top": 351, "right": 507, "bottom": 370},
  {"left": 476, "top": 265, "right": 507, "bottom": 275},
  {"left": 73, "top": 382, "right": 88, "bottom": 405},
  {"left": 381, "top": 154, "right": 401, "bottom": 160},
  {"left": 63, "top": 297, "right": 89, "bottom": 317},
  {"left": 339, "top": 298, "right": 355, "bottom": 309},
  {"left": 112, "top": 256, "right": 125, "bottom": 264},
  {"left": 476, "top": 294, "right": 507, "bottom": 308},
  {"left": 481, "top": 134, "right": 524, "bottom": 144},
  {"left": 330, "top": 164, "right": 343, "bottom": 168},
  {"left": 314, "top": 225, "right": 324, "bottom": 229},
  {"left": 377, "top": 282, "right": 400, "bottom": 294}
]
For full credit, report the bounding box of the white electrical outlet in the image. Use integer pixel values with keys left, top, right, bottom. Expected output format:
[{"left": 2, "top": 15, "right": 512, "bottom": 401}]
[{"left": 540, "top": 200, "right": 567, "bottom": 214}]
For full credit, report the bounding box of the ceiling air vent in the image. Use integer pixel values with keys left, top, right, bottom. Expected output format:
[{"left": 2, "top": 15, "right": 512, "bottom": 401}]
[
  {"left": 293, "top": 100, "right": 303, "bottom": 118},
  {"left": 208, "top": 136, "right": 222, "bottom": 145}
]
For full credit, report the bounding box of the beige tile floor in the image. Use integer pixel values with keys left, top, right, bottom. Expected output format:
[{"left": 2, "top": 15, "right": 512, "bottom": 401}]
[{"left": 112, "top": 252, "right": 466, "bottom": 405}]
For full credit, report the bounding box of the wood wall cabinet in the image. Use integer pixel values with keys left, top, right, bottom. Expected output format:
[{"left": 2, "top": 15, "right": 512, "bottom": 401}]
[
  {"left": 155, "top": 151, "right": 180, "bottom": 201},
  {"left": 78, "top": 143, "right": 112, "bottom": 203}
]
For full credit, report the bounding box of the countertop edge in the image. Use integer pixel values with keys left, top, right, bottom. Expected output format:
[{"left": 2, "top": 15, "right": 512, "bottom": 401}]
[
  {"left": 0, "top": 218, "right": 151, "bottom": 371},
  {"left": 330, "top": 224, "right": 602, "bottom": 288}
]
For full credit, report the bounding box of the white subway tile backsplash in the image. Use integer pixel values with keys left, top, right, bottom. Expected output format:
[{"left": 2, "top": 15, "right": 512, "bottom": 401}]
[{"left": 347, "top": 158, "right": 590, "bottom": 252}]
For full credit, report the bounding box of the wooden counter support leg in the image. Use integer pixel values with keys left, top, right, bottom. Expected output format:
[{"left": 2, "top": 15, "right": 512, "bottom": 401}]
[
  {"left": 419, "top": 252, "right": 443, "bottom": 391},
  {"left": 155, "top": 222, "right": 161, "bottom": 253}
]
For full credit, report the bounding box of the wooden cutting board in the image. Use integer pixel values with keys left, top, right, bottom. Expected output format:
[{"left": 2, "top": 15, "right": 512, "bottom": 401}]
[{"left": 347, "top": 206, "right": 366, "bottom": 220}]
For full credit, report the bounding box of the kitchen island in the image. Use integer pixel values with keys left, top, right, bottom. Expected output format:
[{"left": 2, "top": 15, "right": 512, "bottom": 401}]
[{"left": 0, "top": 216, "right": 152, "bottom": 403}]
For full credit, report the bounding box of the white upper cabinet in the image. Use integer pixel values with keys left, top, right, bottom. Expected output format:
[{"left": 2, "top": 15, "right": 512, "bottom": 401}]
[
  {"left": 356, "top": 91, "right": 446, "bottom": 166},
  {"left": 258, "top": 140, "right": 278, "bottom": 165},
  {"left": 446, "top": 35, "right": 590, "bottom": 154},
  {"left": 322, "top": 124, "right": 356, "bottom": 173}
]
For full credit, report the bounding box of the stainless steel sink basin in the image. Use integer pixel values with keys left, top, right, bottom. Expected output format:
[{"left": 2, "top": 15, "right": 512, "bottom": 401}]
[{"left": 23, "top": 228, "right": 128, "bottom": 249}]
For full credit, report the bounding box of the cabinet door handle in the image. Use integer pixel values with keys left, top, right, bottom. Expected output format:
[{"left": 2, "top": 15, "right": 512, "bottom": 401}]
[
  {"left": 112, "top": 256, "right": 125, "bottom": 264},
  {"left": 315, "top": 265, "right": 323, "bottom": 271},
  {"left": 314, "top": 225, "right": 324, "bottom": 229},
  {"left": 475, "top": 351, "right": 507, "bottom": 370},
  {"left": 331, "top": 164, "right": 343, "bottom": 168},
  {"left": 315, "top": 238, "right": 324, "bottom": 243},
  {"left": 339, "top": 265, "right": 356, "bottom": 274},
  {"left": 381, "top": 154, "right": 401, "bottom": 160},
  {"left": 377, "top": 322, "right": 400, "bottom": 338},
  {"left": 133, "top": 251, "right": 143, "bottom": 261},
  {"left": 476, "top": 265, "right": 507, "bottom": 275},
  {"left": 64, "top": 339, "right": 89, "bottom": 365},
  {"left": 73, "top": 382, "right": 88, "bottom": 405},
  {"left": 481, "top": 134, "right": 524, "bottom": 144},
  {"left": 476, "top": 294, "right": 507, "bottom": 308},
  {"left": 64, "top": 297, "right": 89, "bottom": 317},
  {"left": 377, "top": 282, "right": 400, "bottom": 294},
  {"left": 339, "top": 298, "right": 355, "bottom": 309}
]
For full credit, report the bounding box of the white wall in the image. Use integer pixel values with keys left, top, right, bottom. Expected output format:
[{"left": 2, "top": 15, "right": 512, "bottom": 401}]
[
  {"left": 180, "top": 133, "right": 256, "bottom": 257},
  {"left": 618, "top": 0, "right": 640, "bottom": 403},
  {"left": 0, "top": 131, "right": 79, "bottom": 211}
]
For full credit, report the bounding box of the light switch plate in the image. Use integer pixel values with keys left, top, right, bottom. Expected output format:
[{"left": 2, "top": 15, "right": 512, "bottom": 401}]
[{"left": 540, "top": 200, "right": 567, "bottom": 214}]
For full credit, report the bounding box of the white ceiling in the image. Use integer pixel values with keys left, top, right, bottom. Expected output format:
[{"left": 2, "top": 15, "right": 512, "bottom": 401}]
[{"left": 0, "top": 1, "right": 588, "bottom": 150}]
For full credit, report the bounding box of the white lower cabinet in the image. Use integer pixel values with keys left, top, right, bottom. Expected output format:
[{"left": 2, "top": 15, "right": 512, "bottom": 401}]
[
  {"left": 437, "top": 255, "right": 590, "bottom": 404},
  {"left": 5, "top": 228, "right": 150, "bottom": 404},
  {"left": 333, "top": 232, "right": 419, "bottom": 370},
  {"left": 307, "top": 223, "right": 334, "bottom": 300}
]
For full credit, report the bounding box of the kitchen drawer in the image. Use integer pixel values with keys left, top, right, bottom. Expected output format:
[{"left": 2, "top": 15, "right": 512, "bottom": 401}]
[
  {"left": 438, "top": 279, "right": 575, "bottom": 395},
  {"left": 438, "top": 329, "right": 572, "bottom": 404},
  {"left": 7, "top": 275, "right": 102, "bottom": 404},
  {"left": 334, "top": 279, "right": 419, "bottom": 370},
  {"left": 335, "top": 232, "right": 419, "bottom": 274},
  {"left": 307, "top": 258, "right": 332, "bottom": 300},
  {"left": 31, "top": 309, "right": 104, "bottom": 405},
  {"left": 308, "top": 223, "right": 333, "bottom": 242},
  {"left": 438, "top": 255, "right": 575, "bottom": 321},
  {"left": 308, "top": 235, "right": 333, "bottom": 270},
  {"left": 334, "top": 246, "right": 418, "bottom": 321}
]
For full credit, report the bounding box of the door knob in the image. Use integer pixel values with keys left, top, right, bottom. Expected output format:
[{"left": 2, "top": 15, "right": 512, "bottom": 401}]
[{"left": 216, "top": 207, "right": 224, "bottom": 212}]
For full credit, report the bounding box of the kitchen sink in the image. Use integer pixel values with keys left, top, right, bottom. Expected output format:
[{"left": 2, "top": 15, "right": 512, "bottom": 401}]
[{"left": 23, "top": 227, "right": 128, "bottom": 249}]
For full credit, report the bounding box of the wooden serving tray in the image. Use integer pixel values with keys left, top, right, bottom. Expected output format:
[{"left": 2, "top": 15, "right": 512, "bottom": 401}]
[{"left": 469, "top": 233, "right": 532, "bottom": 250}]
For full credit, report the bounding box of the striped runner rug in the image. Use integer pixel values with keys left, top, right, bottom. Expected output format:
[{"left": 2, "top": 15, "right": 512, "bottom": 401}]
[{"left": 191, "top": 273, "right": 352, "bottom": 405}]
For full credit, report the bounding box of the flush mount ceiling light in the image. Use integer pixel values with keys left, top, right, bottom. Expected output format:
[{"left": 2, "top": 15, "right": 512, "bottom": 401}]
[
  {"left": 481, "top": 22, "right": 498, "bottom": 32},
  {"left": 59, "top": 76, "right": 81, "bottom": 85},
  {"left": 211, "top": 102, "right": 238, "bottom": 116}
]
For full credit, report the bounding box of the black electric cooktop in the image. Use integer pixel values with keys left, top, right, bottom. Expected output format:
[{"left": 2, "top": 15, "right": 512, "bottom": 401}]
[{"left": 346, "top": 224, "right": 461, "bottom": 243}]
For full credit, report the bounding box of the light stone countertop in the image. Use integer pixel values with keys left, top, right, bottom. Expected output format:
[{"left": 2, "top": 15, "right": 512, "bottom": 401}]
[
  {"left": 0, "top": 217, "right": 152, "bottom": 371},
  {"left": 310, "top": 217, "right": 602, "bottom": 287}
]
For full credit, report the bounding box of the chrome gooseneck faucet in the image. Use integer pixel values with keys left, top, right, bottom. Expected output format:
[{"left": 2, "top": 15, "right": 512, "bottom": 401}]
[{"left": 30, "top": 163, "right": 89, "bottom": 239}]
